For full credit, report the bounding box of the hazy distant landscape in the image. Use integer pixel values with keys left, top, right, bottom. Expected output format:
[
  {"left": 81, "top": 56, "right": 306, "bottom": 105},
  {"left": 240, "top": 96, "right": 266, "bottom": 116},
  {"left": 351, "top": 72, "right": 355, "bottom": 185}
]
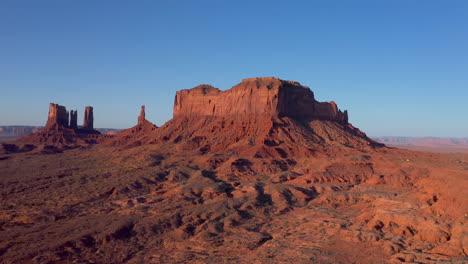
[{"left": 373, "top": 136, "right": 468, "bottom": 153}]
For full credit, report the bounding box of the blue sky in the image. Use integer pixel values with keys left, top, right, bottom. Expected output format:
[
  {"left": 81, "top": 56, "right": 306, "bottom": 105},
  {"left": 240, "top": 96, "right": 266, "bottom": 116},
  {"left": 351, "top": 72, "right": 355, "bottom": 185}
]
[{"left": 1, "top": 0, "right": 467, "bottom": 137}]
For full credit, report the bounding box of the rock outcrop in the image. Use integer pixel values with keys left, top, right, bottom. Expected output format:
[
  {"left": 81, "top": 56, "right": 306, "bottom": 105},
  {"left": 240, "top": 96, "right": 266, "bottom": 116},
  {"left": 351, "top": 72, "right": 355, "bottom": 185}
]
[
  {"left": 70, "top": 110, "right": 78, "bottom": 129},
  {"left": 107, "top": 105, "right": 158, "bottom": 147},
  {"left": 107, "top": 77, "right": 380, "bottom": 150},
  {"left": 45, "top": 103, "right": 69, "bottom": 128},
  {"left": 83, "top": 106, "right": 94, "bottom": 130},
  {"left": 174, "top": 77, "right": 348, "bottom": 123},
  {"left": 138, "top": 105, "right": 146, "bottom": 124},
  {"left": 18, "top": 103, "right": 106, "bottom": 144},
  {"left": 20, "top": 77, "right": 379, "bottom": 150},
  {"left": 117, "top": 77, "right": 381, "bottom": 153}
]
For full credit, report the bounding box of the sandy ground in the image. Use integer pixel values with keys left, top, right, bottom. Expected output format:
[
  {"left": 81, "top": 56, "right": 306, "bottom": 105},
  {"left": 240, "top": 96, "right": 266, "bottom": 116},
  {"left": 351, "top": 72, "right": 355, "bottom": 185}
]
[{"left": 0, "top": 142, "right": 467, "bottom": 264}]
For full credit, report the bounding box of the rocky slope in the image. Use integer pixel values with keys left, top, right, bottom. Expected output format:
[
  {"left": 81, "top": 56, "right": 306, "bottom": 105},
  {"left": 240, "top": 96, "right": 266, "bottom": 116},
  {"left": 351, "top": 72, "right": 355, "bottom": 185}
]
[{"left": 107, "top": 105, "right": 158, "bottom": 147}]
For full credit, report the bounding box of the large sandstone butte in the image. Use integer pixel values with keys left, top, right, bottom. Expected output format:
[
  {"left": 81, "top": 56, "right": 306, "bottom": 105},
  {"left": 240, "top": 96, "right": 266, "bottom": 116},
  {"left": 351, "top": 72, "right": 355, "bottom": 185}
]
[
  {"left": 149, "top": 77, "right": 380, "bottom": 156},
  {"left": 18, "top": 103, "right": 104, "bottom": 144},
  {"left": 174, "top": 77, "right": 348, "bottom": 122},
  {"left": 112, "top": 77, "right": 378, "bottom": 154}
]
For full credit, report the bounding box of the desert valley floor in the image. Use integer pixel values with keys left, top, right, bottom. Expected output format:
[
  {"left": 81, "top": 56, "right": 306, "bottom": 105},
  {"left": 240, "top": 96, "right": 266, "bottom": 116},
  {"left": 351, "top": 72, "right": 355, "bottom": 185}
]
[{"left": 1, "top": 142, "right": 467, "bottom": 264}]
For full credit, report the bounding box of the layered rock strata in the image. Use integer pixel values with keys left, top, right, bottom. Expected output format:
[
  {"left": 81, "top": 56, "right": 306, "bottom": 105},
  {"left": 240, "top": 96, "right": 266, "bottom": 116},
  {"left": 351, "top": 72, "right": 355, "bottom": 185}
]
[{"left": 174, "top": 77, "right": 348, "bottom": 123}]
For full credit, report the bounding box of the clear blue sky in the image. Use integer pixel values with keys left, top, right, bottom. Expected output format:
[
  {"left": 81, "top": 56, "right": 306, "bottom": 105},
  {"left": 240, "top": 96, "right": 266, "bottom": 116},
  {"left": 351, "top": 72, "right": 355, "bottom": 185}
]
[{"left": 1, "top": 0, "right": 467, "bottom": 137}]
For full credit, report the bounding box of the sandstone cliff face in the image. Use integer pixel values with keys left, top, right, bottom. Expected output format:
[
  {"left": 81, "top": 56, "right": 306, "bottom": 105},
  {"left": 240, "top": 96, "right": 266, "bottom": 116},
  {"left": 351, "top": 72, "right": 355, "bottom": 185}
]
[
  {"left": 45, "top": 103, "right": 69, "bottom": 128},
  {"left": 174, "top": 77, "right": 348, "bottom": 123},
  {"left": 108, "top": 77, "right": 377, "bottom": 149}
]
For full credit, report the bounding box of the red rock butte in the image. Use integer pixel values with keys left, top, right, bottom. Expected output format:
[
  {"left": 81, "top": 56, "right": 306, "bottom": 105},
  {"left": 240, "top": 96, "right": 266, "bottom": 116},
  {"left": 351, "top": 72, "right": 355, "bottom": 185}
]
[
  {"left": 174, "top": 77, "right": 348, "bottom": 123},
  {"left": 18, "top": 103, "right": 105, "bottom": 144},
  {"left": 108, "top": 77, "right": 382, "bottom": 155}
]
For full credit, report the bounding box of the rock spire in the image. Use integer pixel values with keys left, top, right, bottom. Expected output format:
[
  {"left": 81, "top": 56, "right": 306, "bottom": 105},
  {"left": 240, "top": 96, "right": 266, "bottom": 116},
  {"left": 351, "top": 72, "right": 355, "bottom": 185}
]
[
  {"left": 83, "top": 106, "right": 94, "bottom": 130},
  {"left": 138, "top": 105, "right": 146, "bottom": 124},
  {"left": 69, "top": 110, "right": 78, "bottom": 129}
]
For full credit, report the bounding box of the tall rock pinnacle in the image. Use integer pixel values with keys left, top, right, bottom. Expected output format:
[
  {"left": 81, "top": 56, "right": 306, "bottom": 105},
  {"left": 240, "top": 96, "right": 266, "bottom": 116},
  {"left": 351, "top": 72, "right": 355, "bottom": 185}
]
[
  {"left": 83, "top": 106, "right": 94, "bottom": 130},
  {"left": 138, "top": 105, "right": 146, "bottom": 124},
  {"left": 69, "top": 110, "right": 78, "bottom": 129}
]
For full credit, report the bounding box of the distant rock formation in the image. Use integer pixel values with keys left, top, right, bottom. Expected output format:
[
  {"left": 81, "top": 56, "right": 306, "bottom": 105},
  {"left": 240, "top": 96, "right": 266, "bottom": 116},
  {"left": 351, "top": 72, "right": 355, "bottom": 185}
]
[
  {"left": 138, "top": 105, "right": 146, "bottom": 124},
  {"left": 107, "top": 105, "right": 157, "bottom": 147},
  {"left": 18, "top": 77, "right": 381, "bottom": 150},
  {"left": 18, "top": 103, "right": 107, "bottom": 144},
  {"left": 0, "top": 126, "right": 43, "bottom": 142},
  {"left": 373, "top": 136, "right": 468, "bottom": 152},
  {"left": 70, "top": 110, "right": 78, "bottom": 129},
  {"left": 83, "top": 106, "right": 94, "bottom": 130},
  {"left": 174, "top": 77, "right": 348, "bottom": 123},
  {"left": 45, "top": 103, "right": 69, "bottom": 128},
  {"left": 111, "top": 77, "right": 381, "bottom": 152}
]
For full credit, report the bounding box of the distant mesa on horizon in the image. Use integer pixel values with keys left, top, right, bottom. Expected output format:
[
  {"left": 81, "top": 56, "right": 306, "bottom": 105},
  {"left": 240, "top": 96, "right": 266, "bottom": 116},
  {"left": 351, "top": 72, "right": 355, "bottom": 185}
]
[{"left": 373, "top": 136, "right": 468, "bottom": 153}]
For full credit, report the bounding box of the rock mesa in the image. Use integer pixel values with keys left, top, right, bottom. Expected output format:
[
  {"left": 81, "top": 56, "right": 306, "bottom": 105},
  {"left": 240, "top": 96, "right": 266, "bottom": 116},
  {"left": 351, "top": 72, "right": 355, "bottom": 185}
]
[{"left": 174, "top": 77, "right": 348, "bottom": 123}]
